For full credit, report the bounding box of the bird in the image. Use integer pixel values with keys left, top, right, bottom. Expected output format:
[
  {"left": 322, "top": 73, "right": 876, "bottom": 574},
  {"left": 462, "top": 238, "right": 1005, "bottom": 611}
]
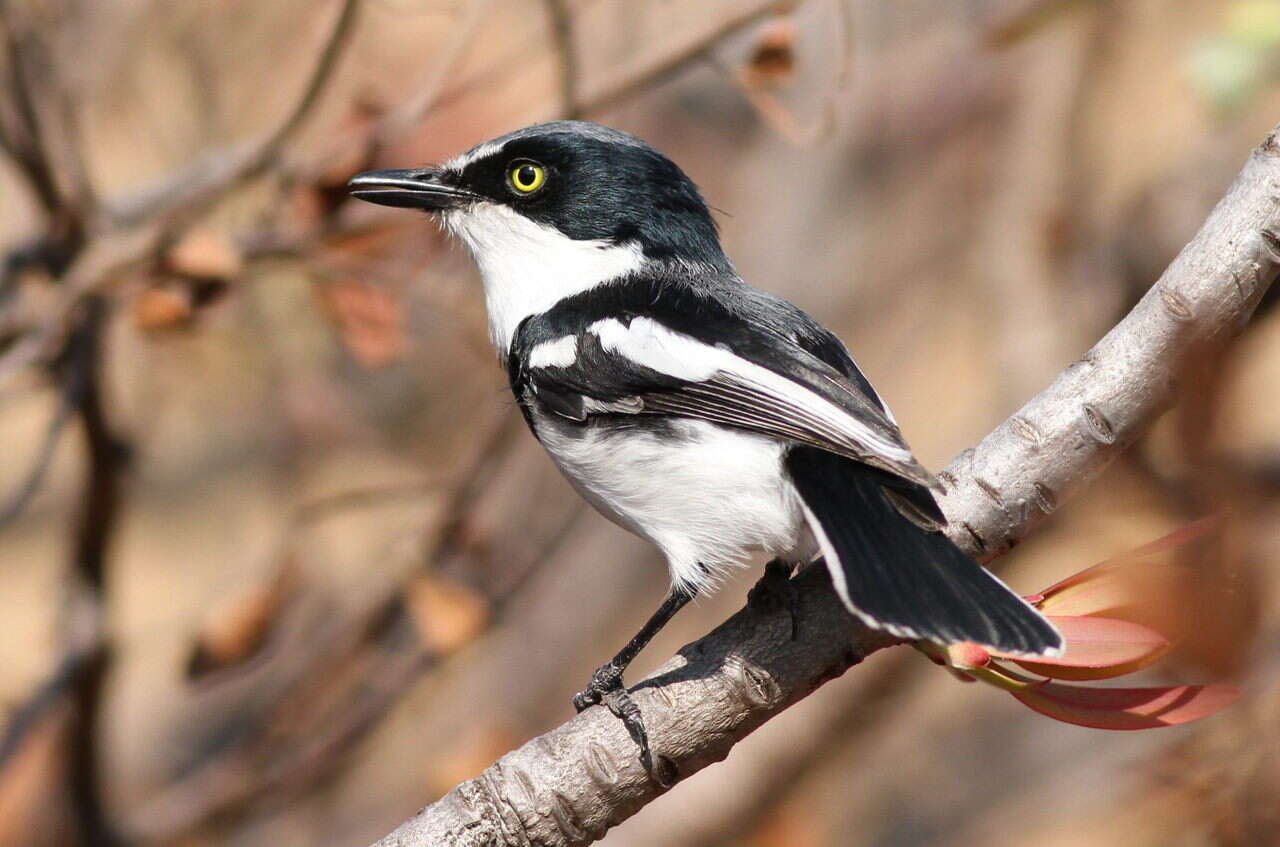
[{"left": 348, "top": 120, "right": 1061, "bottom": 764}]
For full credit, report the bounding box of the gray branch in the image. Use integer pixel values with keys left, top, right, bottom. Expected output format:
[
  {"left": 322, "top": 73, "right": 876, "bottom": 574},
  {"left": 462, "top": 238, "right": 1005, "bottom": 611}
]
[{"left": 371, "top": 124, "right": 1280, "bottom": 847}]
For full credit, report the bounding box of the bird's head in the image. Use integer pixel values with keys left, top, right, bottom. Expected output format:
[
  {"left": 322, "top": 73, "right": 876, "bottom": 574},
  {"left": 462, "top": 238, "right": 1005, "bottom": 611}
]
[
  {"left": 348, "top": 121, "right": 728, "bottom": 351},
  {"left": 349, "top": 121, "right": 726, "bottom": 270}
]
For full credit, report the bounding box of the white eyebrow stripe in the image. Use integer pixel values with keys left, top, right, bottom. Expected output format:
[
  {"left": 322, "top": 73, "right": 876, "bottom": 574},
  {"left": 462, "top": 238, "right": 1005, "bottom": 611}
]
[
  {"left": 528, "top": 335, "right": 579, "bottom": 369},
  {"left": 445, "top": 139, "right": 505, "bottom": 171},
  {"left": 586, "top": 317, "right": 913, "bottom": 462}
]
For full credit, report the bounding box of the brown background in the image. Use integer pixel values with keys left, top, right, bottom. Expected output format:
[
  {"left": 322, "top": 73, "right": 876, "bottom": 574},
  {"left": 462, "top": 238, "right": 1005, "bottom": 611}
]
[{"left": 1, "top": 1, "right": 1277, "bottom": 845}]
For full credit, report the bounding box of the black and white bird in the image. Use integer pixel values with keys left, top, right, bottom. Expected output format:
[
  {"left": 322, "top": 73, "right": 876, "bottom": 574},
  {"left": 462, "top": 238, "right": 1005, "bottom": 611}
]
[{"left": 349, "top": 121, "right": 1061, "bottom": 755}]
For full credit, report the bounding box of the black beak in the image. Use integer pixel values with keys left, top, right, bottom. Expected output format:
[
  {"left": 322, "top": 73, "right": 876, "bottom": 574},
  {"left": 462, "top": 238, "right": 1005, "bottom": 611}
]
[{"left": 347, "top": 167, "right": 475, "bottom": 211}]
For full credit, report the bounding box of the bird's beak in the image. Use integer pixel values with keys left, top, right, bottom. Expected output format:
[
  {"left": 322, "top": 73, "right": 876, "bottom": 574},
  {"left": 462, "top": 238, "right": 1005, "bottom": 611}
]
[{"left": 347, "top": 167, "right": 476, "bottom": 211}]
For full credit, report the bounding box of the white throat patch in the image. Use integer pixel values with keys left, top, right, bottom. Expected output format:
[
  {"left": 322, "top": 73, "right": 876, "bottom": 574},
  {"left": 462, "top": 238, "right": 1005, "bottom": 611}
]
[{"left": 442, "top": 202, "right": 643, "bottom": 353}]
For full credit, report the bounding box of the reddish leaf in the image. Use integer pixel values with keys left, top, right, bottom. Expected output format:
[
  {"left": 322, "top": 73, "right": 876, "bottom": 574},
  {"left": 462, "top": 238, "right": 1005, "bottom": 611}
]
[
  {"left": 1035, "top": 517, "right": 1219, "bottom": 607},
  {"left": 133, "top": 285, "right": 194, "bottom": 331},
  {"left": 1011, "top": 681, "right": 1239, "bottom": 730},
  {"left": 1034, "top": 555, "right": 1197, "bottom": 642},
  {"left": 1004, "top": 615, "right": 1170, "bottom": 680}
]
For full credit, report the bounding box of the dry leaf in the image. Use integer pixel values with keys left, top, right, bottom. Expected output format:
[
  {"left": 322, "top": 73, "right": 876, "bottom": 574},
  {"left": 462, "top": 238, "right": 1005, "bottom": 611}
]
[
  {"left": 405, "top": 572, "right": 490, "bottom": 654},
  {"left": 318, "top": 278, "right": 408, "bottom": 367},
  {"left": 746, "top": 18, "right": 797, "bottom": 87},
  {"left": 167, "top": 227, "right": 244, "bottom": 279},
  {"left": 133, "top": 285, "right": 194, "bottom": 331},
  {"left": 186, "top": 557, "right": 299, "bottom": 680}
]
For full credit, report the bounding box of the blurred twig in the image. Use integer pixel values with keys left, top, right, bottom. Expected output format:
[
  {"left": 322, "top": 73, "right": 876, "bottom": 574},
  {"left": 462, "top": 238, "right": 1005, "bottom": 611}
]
[
  {"left": 108, "top": 0, "right": 360, "bottom": 227},
  {"left": 576, "top": 1, "right": 786, "bottom": 116},
  {"left": 63, "top": 295, "right": 127, "bottom": 847},
  {"left": 369, "top": 122, "right": 1280, "bottom": 847},
  {"left": 0, "top": 9, "right": 63, "bottom": 215},
  {"left": 0, "top": 0, "right": 358, "bottom": 395},
  {"left": 544, "top": 0, "right": 580, "bottom": 118},
  {"left": 0, "top": 635, "right": 102, "bottom": 770},
  {"left": 369, "top": 0, "right": 495, "bottom": 144},
  {"left": 0, "top": 374, "right": 76, "bottom": 529},
  {"left": 125, "top": 413, "right": 585, "bottom": 843}
]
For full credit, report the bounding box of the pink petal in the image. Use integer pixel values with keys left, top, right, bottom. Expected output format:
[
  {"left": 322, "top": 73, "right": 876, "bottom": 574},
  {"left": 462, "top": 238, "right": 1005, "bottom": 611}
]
[
  {"left": 1002, "top": 616, "right": 1170, "bottom": 681},
  {"left": 1011, "top": 681, "right": 1239, "bottom": 730}
]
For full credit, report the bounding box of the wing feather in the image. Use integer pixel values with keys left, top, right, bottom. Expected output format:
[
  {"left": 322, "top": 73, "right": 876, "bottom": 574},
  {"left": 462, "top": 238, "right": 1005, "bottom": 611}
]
[{"left": 521, "top": 314, "right": 936, "bottom": 486}]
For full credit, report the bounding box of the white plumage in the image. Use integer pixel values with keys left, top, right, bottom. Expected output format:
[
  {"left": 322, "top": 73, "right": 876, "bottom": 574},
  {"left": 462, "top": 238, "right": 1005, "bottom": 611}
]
[
  {"left": 532, "top": 408, "right": 815, "bottom": 592},
  {"left": 441, "top": 202, "right": 643, "bottom": 353},
  {"left": 528, "top": 335, "right": 579, "bottom": 369},
  {"left": 442, "top": 201, "right": 889, "bottom": 592},
  {"left": 589, "top": 316, "right": 914, "bottom": 462}
]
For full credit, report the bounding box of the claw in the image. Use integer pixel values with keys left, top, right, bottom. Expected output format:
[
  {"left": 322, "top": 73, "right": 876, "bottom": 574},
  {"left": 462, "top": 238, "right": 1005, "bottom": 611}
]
[
  {"left": 573, "top": 664, "right": 673, "bottom": 783},
  {"left": 569, "top": 587, "right": 694, "bottom": 782},
  {"left": 573, "top": 662, "right": 623, "bottom": 712}
]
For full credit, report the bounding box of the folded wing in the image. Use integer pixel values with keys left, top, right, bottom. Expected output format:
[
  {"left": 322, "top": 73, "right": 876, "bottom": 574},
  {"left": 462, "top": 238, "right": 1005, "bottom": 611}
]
[{"left": 513, "top": 312, "right": 936, "bottom": 488}]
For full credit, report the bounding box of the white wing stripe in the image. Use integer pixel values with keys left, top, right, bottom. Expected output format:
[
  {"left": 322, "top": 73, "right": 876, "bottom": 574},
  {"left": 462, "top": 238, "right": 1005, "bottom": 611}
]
[
  {"left": 589, "top": 316, "right": 912, "bottom": 462},
  {"left": 529, "top": 335, "right": 579, "bottom": 369}
]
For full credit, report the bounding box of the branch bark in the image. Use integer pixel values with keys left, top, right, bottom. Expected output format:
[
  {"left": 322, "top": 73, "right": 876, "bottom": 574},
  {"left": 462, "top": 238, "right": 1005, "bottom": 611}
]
[{"left": 369, "top": 124, "right": 1280, "bottom": 847}]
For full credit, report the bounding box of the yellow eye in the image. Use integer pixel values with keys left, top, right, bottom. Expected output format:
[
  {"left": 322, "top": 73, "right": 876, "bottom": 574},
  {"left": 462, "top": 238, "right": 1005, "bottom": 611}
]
[{"left": 508, "top": 161, "right": 546, "bottom": 194}]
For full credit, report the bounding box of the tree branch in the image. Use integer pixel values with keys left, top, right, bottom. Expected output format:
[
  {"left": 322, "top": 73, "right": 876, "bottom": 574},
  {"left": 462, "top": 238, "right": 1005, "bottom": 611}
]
[
  {"left": 936, "top": 123, "right": 1280, "bottom": 560},
  {"left": 369, "top": 124, "right": 1280, "bottom": 847}
]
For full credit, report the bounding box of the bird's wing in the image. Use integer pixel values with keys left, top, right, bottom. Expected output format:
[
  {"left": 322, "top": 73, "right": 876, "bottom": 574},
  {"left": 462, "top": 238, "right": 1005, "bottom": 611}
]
[{"left": 511, "top": 307, "right": 936, "bottom": 488}]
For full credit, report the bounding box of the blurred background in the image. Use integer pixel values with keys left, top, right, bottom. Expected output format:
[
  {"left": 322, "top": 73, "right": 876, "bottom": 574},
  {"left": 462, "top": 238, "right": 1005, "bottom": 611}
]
[{"left": 1, "top": 0, "right": 1279, "bottom": 844}]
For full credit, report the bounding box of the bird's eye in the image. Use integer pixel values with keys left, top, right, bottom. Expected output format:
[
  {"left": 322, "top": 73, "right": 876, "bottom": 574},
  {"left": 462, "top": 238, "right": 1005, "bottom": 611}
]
[{"left": 507, "top": 161, "right": 547, "bottom": 195}]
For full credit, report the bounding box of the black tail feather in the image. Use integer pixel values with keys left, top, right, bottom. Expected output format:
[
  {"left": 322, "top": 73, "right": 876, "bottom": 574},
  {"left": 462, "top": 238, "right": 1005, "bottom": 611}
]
[{"left": 786, "top": 447, "right": 1062, "bottom": 656}]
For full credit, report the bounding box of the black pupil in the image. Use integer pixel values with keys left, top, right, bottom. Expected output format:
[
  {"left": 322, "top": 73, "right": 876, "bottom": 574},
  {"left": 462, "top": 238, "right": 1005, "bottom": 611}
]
[{"left": 517, "top": 165, "right": 536, "bottom": 187}]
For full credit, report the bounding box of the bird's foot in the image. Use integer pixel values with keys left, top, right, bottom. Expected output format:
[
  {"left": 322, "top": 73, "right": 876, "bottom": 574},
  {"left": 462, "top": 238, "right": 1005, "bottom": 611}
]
[
  {"left": 572, "top": 663, "right": 673, "bottom": 784},
  {"left": 572, "top": 661, "right": 624, "bottom": 712},
  {"left": 748, "top": 559, "right": 801, "bottom": 639}
]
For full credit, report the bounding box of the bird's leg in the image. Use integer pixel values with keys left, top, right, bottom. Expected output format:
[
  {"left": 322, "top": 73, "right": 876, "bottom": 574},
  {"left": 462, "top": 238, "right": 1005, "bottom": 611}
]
[
  {"left": 748, "top": 558, "right": 801, "bottom": 639},
  {"left": 573, "top": 586, "right": 695, "bottom": 776}
]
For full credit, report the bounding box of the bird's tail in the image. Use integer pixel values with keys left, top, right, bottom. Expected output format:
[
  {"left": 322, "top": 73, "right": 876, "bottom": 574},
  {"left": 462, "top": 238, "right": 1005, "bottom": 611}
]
[{"left": 786, "top": 447, "right": 1062, "bottom": 657}]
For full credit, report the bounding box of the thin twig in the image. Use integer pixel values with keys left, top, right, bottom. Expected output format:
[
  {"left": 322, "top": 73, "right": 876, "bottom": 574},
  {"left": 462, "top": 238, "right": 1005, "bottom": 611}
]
[
  {"left": 373, "top": 0, "right": 495, "bottom": 143},
  {"left": 0, "top": 378, "right": 76, "bottom": 528},
  {"left": 545, "top": 0, "right": 580, "bottom": 118},
  {"left": 575, "top": 1, "right": 786, "bottom": 116},
  {"left": 0, "top": 0, "right": 357, "bottom": 384},
  {"left": 368, "top": 122, "right": 1280, "bottom": 847},
  {"left": 108, "top": 0, "right": 360, "bottom": 227},
  {"left": 289, "top": 478, "right": 446, "bottom": 530},
  {"left": 124, "top": 412, "right": 569, "bottom": 843},
  {"left": 0, "top": 13, "right": 63, "bottom": 214},
  {"left": 2, "top": 0, "right": 785, "bottom": 395},
  {"left": 0, "top": 637, "right": 101, "bottom": 768}
]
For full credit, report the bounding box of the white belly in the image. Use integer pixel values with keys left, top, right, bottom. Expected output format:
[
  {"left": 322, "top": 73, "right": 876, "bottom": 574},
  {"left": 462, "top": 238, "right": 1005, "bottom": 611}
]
[{"left": 533, "top": 412, "right": 812, "bottom": 592}]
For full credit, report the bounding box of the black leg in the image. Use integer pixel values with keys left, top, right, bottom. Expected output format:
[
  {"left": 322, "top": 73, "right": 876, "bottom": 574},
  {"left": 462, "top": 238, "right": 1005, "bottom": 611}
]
[
  {"left": 573, "top": 585, "right": 694, "bottom": 778},
  {"left": 748, "top": 558, "right": 801, "bottom": 639}
]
